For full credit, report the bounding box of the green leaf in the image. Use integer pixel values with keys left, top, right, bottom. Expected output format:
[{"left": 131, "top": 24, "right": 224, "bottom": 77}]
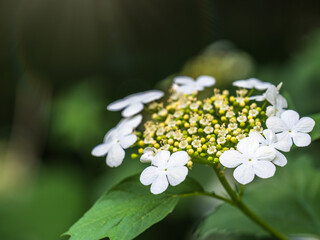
[
  {"left": 196, "top": 156, "right": 320, "bottom": 239},
  {"left": 64, "top": 175, "right": 203, "bottom": 240},
  {"left": 310, "top": 113, "right": 320, "bottom": 141}
]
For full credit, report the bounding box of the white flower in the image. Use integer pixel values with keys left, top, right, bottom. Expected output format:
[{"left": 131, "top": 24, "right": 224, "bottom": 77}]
[
  {"left": 220, "top": 137, "right": 276, "bottom": 184},
  {"left": 140, "top": 147, "right": 158, "bottom": 163},
  {"left": 249, "top": 129, "right": 291, "bottom": 167},
  {"left": 266, "top": 110, "right": 315, "bottom": 147},
  {"left": 140, "top": 150, "right": 189, "bottom": 194},
  {"left": 233, "top": 78, "right": 272, "bottom": 90},
  {"left": 265, "top": 85, "right": 287, "bottom": 117},
  {"left": 117, "top": 114, "right": 142, "bottom": 129},
  {"left": 91, "top": 126, "right": 137, "bottom": 167},
  {"left": 173, "top": 75, "right": 216, "bottom": 94},
  {"left": 107, "top": 90, "right": 164, "bottom": 117}
]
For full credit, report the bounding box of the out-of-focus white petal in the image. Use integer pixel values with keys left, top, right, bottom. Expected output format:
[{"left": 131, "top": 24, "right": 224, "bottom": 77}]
[
  {"left": 103, "top": 128, "right": 118, "bottom": 143},
  {"left": 293, "top": 117, "right": 315, "bottom": 133},
  {"left": 167, "top": 151, "right": 189, "bottom": 168},
  {"left": 150, "top": 173, "right": 169, "bottom": 195},
  {"left": 115, "top": 126, "right": 133, "bottom": 138},
  {"left": 233, "top": 78, "right": 272, "bottom": 90},
  {"left": 233, "top": 163, "right": 255, "bottom": 184},
  {"left": 167, "top": 166, "right": 188, "bottom": 186},
  {"left": 106, "top": 143, "right": 125, "bottom": 167},
  {"left": 152, "top": 150, "right": 170, "bottom": 169},
  {"left": 265, "top": 85, "right": 278, "bottom": 106},
  {"left": 255, "top": 146, "right": 276, "bottom": 161},
  {"left": 276, "top": 94, "right": 288, "bottom": 109},
  {"left": 140, "top": 147, "right": 157, "bottom": 163},
  {"left": 122, "top": 102, "right": 144, "bottom": 118},
  {"left": 219, "top": 150, "right": 246, "bottom": 168},
  {"left": 273, "top": 150, "right": 287, "bottom": 167},
  {"left": 91, "top": 143, "right": 111, "bottom": 157},
  {"left": 249, "top": 94, "right": 266, "bottom": 101},
  {"left": 174, "top": 76, "right": 195, "bottom": 85},
  {"left": 281, "top": 110, "right": 300, "bottom": 130},
  {"left": 249, "top": 131, "right": 267, "bottom": 145},
  {"left": 140, "top": 166, "right": 159, "bottom": 185},
  {"left": 141, "top": 90, "right": 164, "bottom": 103},
  {"left": 119, "top": 134, "right": 137, "bottom": 149},
  {"left": 266, "top": 116, "right": 288, "bottom": 133},
  {"left": 237, "top": 137, "right": 259, "bottom": 156},
  {"left": 176, "top": 85, "right": 195, "bottom": 94},
  {"left": 253, "top": 161, "right": 276, "bottom": 179},
  {"left": 292, "top": 132, "right": 311, "bottom": 147},
  {"left": 107, "top": 98, "right": 130, "bottom": 111},
  {"left": 117, "top": 114, "right": 142, "bottom": 129},
  {"left": 196, "top": 75, "right": 216, "bottom": 87}
]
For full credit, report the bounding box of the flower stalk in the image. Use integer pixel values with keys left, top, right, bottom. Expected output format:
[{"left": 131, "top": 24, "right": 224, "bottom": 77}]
[{"left": 212, "top": 164, "right": 289, "bottom": 240}]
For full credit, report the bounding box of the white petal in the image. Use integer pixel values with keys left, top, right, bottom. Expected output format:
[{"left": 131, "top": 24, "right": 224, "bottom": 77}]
[
  {"left": 196, "top": 75, "right": 216, "bottom": 87},
  {"left": 176, "top": 85, "right": 196, "bottom": 94},
  {"left": 141, "top": 90, "right": 164, "bottom": 103},
  {"left": 107, "top": 98, "right": 131, "bottom": 111},
  {"left": 248, "top": 94, "right": 266, "bottom": 101},
  {"left": 272, "top": 134, "right": 292, "bottom": 152},
  {"left": 122, "top": 102, "right": 144, "bottom": 118},
  {"left": 106, "top": 143, "right": 125, "bottom": 167},
  {"left": 140, "top": 166, "right": 160, "bottom": 185},
  {"left": 117, "top": 115, "right": 142, "bottom": 129},
  {"left": 254, "top": 146, "right": 276, "bottom": 161},
  {"left": 293, "top": 117, "right": 315, "bottom": 133},
  {"left": 292, "top": 132, "right": 311, "bottom": 147},
  {"left": 233, "top": 163, "right": 255, "bottom": 185},
  {"left": 233, "top": 79, "right": 253, "bottom": 89},
  {"left": 276, "top": 94, "right": 288, "bottom": 109},
  {"left": 219, "top": 150, "right": 246, "bottom": 168},
  {"left": 103, "top": 128, "right": 118, "bottom": 143},
  {"left": 167, "top": 151, "right": 189, "bottom": 168},
  {"left": 152, "top": 150, "right": 170, "bottom": 169},
  {"left": 266, "top": 116, "right": 288, "bottom": 133},
  {"left": 281, "top": 110, "right": 300, "bottom": 130},
  {"left": 237, "top": 137, "right": 259, "bottom": 156},
  {"left": 150, "top": 173, "right": 169, "bottom": 195},
  {"left": 140, "top": 147, "right": 157, "bottom": 163},
  {"left": 233, "top": 78, "right": 271, "bottom": 90},
  {"left": 253, "top": 161, "right": 276, "bottom": 179},
  {"left": 91, "top": 143, "right": 111, "bottom": 157},
  {"left": 119, "top": 134, "right": 137, "bottom": 149},
  {"left": 265, "top": 85, "right": 278, "bottom": 106},
  {"left": 167, "top": 166, "right": 188, "bottom": 186},
  {"left": 174, "top": 76, "right": 195, "bottom": 85},
  {"left": 249, "top": 131, "right": 267, "bottom": 145},
  {"left": 273, "top": 150, "right": 287, "bottom": 167},
  {"left": 262, "top": 129, "right": 276, "bottom": 144}
]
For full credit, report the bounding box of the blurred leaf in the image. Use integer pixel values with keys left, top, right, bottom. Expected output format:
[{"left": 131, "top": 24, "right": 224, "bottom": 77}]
[
  {"left": 310, "top": 113, "right": 320, "bottom": 142},
  {"left": 196, "top": 156, "right": 320, "bottom": 239},
  {"left": 65, "top": 175, "right": 203, "bottom": 240}
]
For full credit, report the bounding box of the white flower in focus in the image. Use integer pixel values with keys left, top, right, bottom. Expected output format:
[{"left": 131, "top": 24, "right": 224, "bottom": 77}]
[
  {"left": 91, "top": 127, "right": 137, "bottom": 167},
  {"left": 249, "top": 129, "right": 291, "bottom": 167},
  {"left": 265, "top": 85, "right": 287, "bottom": 117},
  {"left": 140, "top": 147, "right": 158, "bottom": 163},
  {"left": 140, "top": 150, "right": 189, "bottom": 194},
  {"left": 220, "top": 137, "right": 276, "bottom": 184},
  {"left": 233, "top": 78, "right": 272, "bottom": 90},
  {"left": 266, "top": 110, "right": 315, "bottom": 147},
  {"left": 173, "top": 75, "right": 216, "bottom": 94},
  {"left": 107, "top": 90, "right": 164, "bottom": 117}
]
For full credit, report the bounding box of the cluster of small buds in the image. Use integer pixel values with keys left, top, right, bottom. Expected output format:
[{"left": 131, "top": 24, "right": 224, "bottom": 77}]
[{"left": 133, "top": 86, "right": 267, "bottom": 166}]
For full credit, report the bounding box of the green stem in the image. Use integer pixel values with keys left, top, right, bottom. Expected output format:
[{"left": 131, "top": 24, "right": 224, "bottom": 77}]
[
  {"left": 213, "top": 165, "right": 289, "bottom": 240},
  {"left": 175, "top": 191, "right": 234, "bottom": 205}
]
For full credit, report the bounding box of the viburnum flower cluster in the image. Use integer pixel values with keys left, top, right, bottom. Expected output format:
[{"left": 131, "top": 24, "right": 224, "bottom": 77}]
[{"left": 92, "top": 75, "right": 315, "bottom": 194}]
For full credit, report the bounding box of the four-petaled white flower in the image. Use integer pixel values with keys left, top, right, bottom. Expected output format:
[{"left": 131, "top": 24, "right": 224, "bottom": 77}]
[
  {"left": 266, "top": 110, "right": 315, "bottom": 148},
  {"left": 173, "top": 75, "right": 216, "bottom": 94},
  {"left": 107, "top": 90, "right": 164, "bottom": 117},
  {"left": 265, "top": 85, "right": 287, "bottom": 117},
  {"left": 220, "top": 137, "right": 276, "bottom": 185},
  {"left": 140, "top": 150, "right": 189, "bottom": 194},
  {"left": 233, "top": 78, "right": 272, "bottom": 90},
  {"left": 91, "top": 126, "right": 137, "bottom": 167},
  {"left": 140, "top": 147, "right": 158, "bottom": 163},
  {"left": 249, "top": 129, "right": 291, "bottom": 167}
]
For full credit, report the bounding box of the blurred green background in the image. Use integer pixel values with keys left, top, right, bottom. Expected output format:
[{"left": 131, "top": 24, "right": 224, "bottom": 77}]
[{"left": 0, "top": 1, "right": 320, "bottom": 239}]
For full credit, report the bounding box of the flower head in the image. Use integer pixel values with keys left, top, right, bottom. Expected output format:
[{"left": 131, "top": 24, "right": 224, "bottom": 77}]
[
  {"left": 266, "top": 110, "right": 315, "bottom": 147},
  {"left": 140, "top": 150, "right": 189, "bottom": 194},
  {"left": 220, "top": 137, "right": 276, "bottom": 184},
  {"left": 173, "top": 75, "right": 216, "bottom": 94},
  {"left": 107, "top": 90, "right": 164, "bottom": 117}
]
